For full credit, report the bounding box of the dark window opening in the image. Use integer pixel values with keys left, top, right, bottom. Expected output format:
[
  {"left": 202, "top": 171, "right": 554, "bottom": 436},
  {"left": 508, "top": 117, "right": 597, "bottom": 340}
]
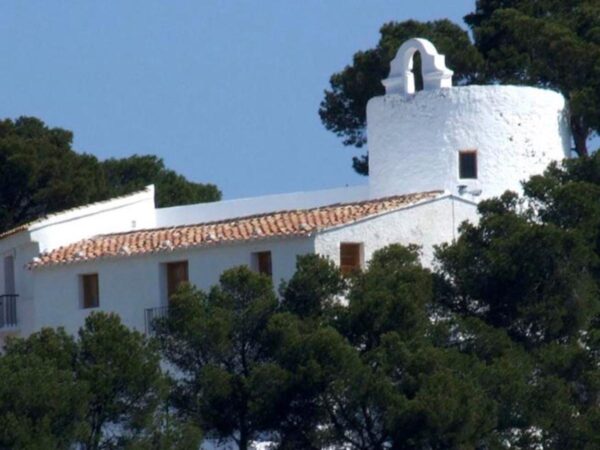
[
  {"left": 4, "top": 255, "right": 15, "bottom": 295},
  {"left": 459, "top": 151, "right": 478, "bottom": 179},
  {"left": 82, "top": 274, "right": 99, "bottom": 309},
  {"left": 340, "top": 243, "right": 362, "bottom": 275},
  {"left": 412, "top": 51, "right": 424, "bottom": 92},
  {"left": 253, "top": 251, "right": 272, "bottom": 277},
  {"left": 166, "top": 261, "right": 189, "bottom": 300}
]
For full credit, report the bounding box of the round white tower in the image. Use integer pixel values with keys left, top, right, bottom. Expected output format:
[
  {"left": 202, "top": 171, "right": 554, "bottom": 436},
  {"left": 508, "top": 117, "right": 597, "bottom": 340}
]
[{"left": 368, "top": 38, "right": 572, "bottom": 201}]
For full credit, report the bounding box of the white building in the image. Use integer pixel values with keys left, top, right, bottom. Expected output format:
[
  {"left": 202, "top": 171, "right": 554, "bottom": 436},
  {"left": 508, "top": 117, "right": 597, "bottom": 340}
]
[{"left": 0, "top": 38, "right": 571, "bottom": 344}]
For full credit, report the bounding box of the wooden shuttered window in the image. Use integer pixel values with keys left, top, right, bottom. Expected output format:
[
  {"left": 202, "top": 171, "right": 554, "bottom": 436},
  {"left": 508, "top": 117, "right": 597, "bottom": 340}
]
[
  {"left": 254, "top": 251, "right": 272, "bottom": 277},
  {"left": 167, "top": 261, "right": 189, "bottom": 299},
  {"left": 340, "top": 243, "right": 362, "bottom": 275},
  {"left": 82, "top": 274, "right": 99, "bottom": 309}
]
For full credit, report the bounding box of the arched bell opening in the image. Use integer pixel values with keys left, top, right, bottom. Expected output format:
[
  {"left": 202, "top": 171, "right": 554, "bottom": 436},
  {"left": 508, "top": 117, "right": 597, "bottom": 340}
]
[
  {"left": 382, "top": 38, "right": 454, "bottom": 96},
  {"left": 409, "top": 50, "right": 424, "bottom": 92}
]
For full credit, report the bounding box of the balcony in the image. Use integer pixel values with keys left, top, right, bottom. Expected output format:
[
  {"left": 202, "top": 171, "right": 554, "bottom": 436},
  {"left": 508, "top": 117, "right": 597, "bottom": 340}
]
[
  {"left": 144, "top": 306, "right": 169, "bottom": 335},
  {"left": 0, "top": 294, "right": 18, "bottom": 330}
]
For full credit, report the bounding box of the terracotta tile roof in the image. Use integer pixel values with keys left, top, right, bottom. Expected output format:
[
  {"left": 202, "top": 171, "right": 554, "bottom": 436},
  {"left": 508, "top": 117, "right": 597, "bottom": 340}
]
[
  {"left": 30, "top": 191, "right": 442, "bottom": 268},
  {"left": 0, "top": 223, "right": 30, "bottom": 240}
]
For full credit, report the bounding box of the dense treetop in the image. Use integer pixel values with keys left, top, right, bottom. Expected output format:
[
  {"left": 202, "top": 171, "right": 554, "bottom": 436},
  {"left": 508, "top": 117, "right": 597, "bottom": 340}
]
[
  {"left": 153, "top": 152, "right": 600, "bottom": 449},
  {"left": 0, "top": 116, "right": 221, "bottom": 233},
  {"left": 0, "top": 313, "right": 201, "bottom": 450}
]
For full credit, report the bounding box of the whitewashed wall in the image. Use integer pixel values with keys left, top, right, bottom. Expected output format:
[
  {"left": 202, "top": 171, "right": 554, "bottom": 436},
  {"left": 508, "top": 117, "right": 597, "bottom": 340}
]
[
  {"left": 0, "top": 187, "right": 157, "bottom": 346},
  {"left": 0, "top": 233, "right": 39, "bottom": 347},
  {"left": 368, "top": 85, "right": 571, "bottom": 200},
  {"left": 30, "top": 236, "right": 315, "bottom": 336},
  {"left": 30, "top": 186, "right": 156, "bottom": 253},
  {"left": 0, "top": 233, "right": 33, "bottom": 296},
  {"left": 315, "top": 196, "right": 477, "bottom": 269},
  {"left": 22, "top": 196, "right": 477, "bottom": 339}
]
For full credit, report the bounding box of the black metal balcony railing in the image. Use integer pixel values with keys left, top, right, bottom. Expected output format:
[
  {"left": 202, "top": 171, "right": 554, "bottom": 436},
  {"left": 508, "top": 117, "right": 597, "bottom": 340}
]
[
  {"left": 0, "top": 294, "right": 18, "bottom": 329},
  {"left": 144, "top": 306, "right": 169, "bottom": 335}
]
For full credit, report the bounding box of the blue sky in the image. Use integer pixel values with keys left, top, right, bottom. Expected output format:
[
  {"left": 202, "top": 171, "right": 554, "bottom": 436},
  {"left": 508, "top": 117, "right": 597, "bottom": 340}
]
[{"left": 0, "top": 1, "right": 475, "bottom": 199}]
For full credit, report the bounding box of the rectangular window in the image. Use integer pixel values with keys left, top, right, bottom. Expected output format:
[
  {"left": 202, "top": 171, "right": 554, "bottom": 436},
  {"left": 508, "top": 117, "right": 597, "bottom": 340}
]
[
  {"left": 340, "top": 243, "right": 363, "bottom": 275},
  {"left": 81, "top": 274, "right": 99, "bottom": 309},
  {"left": 459, "top": 150, "right": 478, "bottom": 179},
  {"left": 252, "top": 251, "right": 272, "bottom": 277},
  {"left": 3, "top": 255, "right": 15, "bottom": 295},
  {"left": 166, "top": 261, "right": 189, "bottom": 299}
]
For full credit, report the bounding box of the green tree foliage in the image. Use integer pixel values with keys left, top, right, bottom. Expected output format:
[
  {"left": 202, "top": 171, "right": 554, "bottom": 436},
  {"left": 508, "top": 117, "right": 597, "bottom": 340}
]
[
  {"left": 103, "top": 155, "right": 221, "bottom": 208},
  {"left": 322, "top": 246, "right": 503, "bottom": 449},
  {"left": 465, "top": 0, "right": 600, "bottom": 155},
  {"left": 155, "top": 268, "right": 279, "bottom": 450},
  {"left": 435, "top": 156, "right": 600, "bottom": 448},
  {"left": 0, "top": 329, "right": 87, "bottom": 449},
  {"left": 0, "top": 117, "right": 106, "bottom": 230},
  {"left": 436, "top": 192, "right": 598, "bottom": 347},
  {"left": 152, "top": 243, "right": 590, "bottom": 448},
  {"left": 279, "top": 253, "right": 346, "bottom": 320},
  {"left": 319, "top": 20, "right": 483, "bottom": 175},
  {"left": 76, "top": 313, "right": 165, "bottom": 450},
  {"left": 124, "top": 402, "right": 203, "bottom": 450},
  {"left": 262, "top": 313, "right": 357, "bottom": 449},
  {"left": 524, "top": 151, "right": 600, "bottom": 281},
  {"left": 320, "top": 2, "right": 600, "bottom": 173},
  {"left": 0, "top": 313, "right": 182, "bottom": 450},
  {"left": 520, "top": 153, "right": 600, "bottom": 448},
  {"left": 270, "top": 235, "right": 600, "bottom": 448},
  {"left": 0, "top": 117, "right": 221, "bottom": 233},
  {"left": 339, "top": 244, "right": 432, "bottom": 351},
  {"left": 269, "top": 247, "right": 515, "bottom": 449}
]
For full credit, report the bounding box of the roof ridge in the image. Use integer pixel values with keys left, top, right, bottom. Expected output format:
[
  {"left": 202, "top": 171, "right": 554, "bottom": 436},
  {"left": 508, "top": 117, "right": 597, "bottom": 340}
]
[
  {"left": 99, "top": 190, "right": 444, "bottom": 239},
  {"left": 30, "top": 190, "right": 444, "bottom": 269}
]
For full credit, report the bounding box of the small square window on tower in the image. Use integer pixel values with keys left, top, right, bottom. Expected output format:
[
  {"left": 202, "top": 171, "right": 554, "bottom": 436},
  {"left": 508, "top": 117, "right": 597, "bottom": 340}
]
[
  {"left": 252, "top": 251, "right": 272, "bottom": 277},
  {"left": 340, "top": 243, "right": 363, "bottom": 275},
  {"left": 459, "top": 150, "right": 478, "bottom": 179},
  {"left": 81, "top": 273, "right": 99, "bottom": 309}
]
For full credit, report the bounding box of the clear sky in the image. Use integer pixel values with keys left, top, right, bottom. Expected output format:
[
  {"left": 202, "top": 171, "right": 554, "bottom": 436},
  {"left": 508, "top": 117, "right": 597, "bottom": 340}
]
[{"left": 0, "top": 1, "right": 476, "bottom": 199}]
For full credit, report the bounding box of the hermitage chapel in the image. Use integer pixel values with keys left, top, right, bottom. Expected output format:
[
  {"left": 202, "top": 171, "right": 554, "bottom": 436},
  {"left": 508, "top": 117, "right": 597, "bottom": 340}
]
[{"left": 0, "top": 38, "right": 571, "bottom": 344}]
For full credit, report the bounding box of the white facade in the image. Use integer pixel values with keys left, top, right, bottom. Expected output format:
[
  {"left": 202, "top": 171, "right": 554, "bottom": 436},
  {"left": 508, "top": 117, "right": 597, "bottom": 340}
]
[
  {"left": 30, "top": 236, "right": 314, "bottom": 336},
  {"left": 368, "top": 85, "right": 571, "bottom": 200},
  {"left": 315, "top": 196, "right": 474, "bottom": 268},
  {"left": 4, "top": 193, "right": 473, "bottom": 342},
  {"left": 0, "top": 37, "right": 571, "bottom": 345}
]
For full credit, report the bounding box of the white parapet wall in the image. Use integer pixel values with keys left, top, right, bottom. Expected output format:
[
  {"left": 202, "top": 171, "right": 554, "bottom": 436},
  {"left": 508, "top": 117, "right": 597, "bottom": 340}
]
[
  {"left": 155, "top": 185, "right": 370, "bottom": 227},
  {"left": 367, "top": 85, "right": 572, "bottom": 200},
  {"left": 30, "top": 186, "right": 157, "bottom": 253}
]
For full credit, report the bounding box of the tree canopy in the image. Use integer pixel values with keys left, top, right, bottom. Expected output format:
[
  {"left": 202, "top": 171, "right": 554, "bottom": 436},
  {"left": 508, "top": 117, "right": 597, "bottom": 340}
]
[
  {"left": 0, "top": 312, "right": 199, "bottom": 450},
  {"left": 320, "top": 1, "right": 600, "bottom": 174},
  {"left": 152, "top": 151, "right": 600, "bottom": 448},
  {"left": 155, "top": 268, "right": 279, "bottom": 450},
  {"left": 0, "top": 117, "right": 221, "bottom": 233},
  {"left": 466, "top": 0, "right": 600, "bottom": 156}
]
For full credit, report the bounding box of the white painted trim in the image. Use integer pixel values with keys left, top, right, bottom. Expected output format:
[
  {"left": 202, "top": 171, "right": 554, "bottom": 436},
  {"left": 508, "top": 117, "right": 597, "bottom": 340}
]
[{"left": 28, "top": 186, "right": 154, "bottom": 233}]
